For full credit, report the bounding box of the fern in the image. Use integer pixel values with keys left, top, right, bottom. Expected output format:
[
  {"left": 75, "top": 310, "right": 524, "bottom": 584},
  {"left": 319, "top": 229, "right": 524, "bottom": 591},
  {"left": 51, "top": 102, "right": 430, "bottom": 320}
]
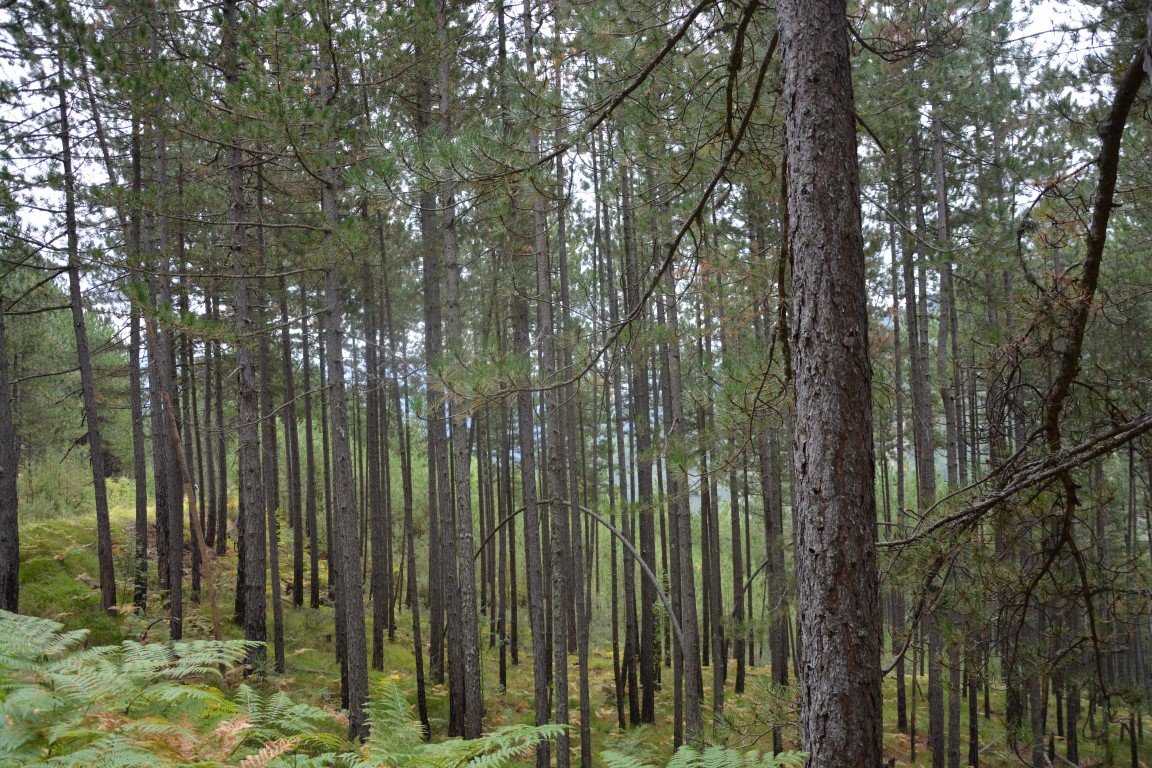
[
  {"left": 353, "top": 681, "right": 566, "bottom": 768},
  {"left": 227, "top": 683, "right": 348, "bottom": 764},
  {"left": 0, "top": 610, "right": 806, "bottom": 768},
  {"left": 602, "top": 745, "right": 807, "bottom": 768},
  {"left": 0, "top": 610, "right": 253, "bottom": 766}
]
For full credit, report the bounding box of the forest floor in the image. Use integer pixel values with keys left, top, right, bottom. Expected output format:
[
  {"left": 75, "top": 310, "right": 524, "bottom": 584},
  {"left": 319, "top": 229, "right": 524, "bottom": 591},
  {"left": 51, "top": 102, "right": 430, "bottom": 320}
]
[{"left": 15, "top": 502, "right": 1152, "bottom": 768}]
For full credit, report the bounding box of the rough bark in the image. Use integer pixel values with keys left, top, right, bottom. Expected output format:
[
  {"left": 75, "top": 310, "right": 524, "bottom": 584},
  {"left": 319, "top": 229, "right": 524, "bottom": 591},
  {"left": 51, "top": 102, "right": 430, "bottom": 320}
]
[
  {"left": 437, "top": 0, "right": 484, "bottom": 733},
  {"left": 778, "top": 2, "right": 882, "bottom": 766},
  {"left": 318, "top": 36, "right": 369, "bottom": 735},
  {"left": 0, "top": 298, "right": 17, "bottom": 613},
  {"left": 223, "top": 0, "right": 266, "bottom": 667}
]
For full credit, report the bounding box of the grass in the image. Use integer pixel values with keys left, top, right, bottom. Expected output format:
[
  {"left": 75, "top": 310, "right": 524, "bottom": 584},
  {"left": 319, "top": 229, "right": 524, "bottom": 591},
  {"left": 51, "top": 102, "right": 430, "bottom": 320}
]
[{"left": 13, "top": 498, "right": 1152, "bottom": 767}]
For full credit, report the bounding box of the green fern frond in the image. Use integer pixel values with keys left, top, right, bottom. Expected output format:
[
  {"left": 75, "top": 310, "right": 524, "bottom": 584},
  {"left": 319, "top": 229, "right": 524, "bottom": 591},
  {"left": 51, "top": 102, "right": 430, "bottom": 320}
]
[
  {"left": 37, "top": 733, "right": 172, "bottom": 768},
  {"left": 356, "top": 682, "right": 562, "bottom": 768},
  {"left": 465, "top": 723, "right": 570, "bottom": 768},
  {"left": 0, "top": 611, "right": 88, "bottom": 670},
  {"left": 359, "top": 682, "right": 423, "bottom": 766},
  {"left": 601, "top": 749, "right": 657, "bottom": 768}
]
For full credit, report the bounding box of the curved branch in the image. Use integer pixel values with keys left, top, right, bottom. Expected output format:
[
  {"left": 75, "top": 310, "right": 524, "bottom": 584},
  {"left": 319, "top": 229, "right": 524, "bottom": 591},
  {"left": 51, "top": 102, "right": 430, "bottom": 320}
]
[{"left": 472, "top": 498, "right": 689, "bottom": 663}]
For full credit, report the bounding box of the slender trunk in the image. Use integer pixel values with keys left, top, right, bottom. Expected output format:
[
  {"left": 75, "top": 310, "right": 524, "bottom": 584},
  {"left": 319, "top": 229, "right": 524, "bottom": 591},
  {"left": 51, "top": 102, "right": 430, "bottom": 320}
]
[
  {"left": 414, "top": 55, "right": 446, "bottom": 691},
  {"left": 365, "top": 271, "right": 387, "bottom": 670},
  {"left": 128, "top": 117, "right": 150, "bottom": 613},
  {"left": 204, "top": 301, "right": 218, "bottom": 553},
  {"left": 259, "top": 268, "right": 285, "bottom": 673},
  {"left": 302, "top": 296, "right": 321, "bottom": 608},
  {"left": 221, "top": 0, "right": 265, "bottom": 666},
  {"left": 513, "top": 288, "right": 552, "bottom": 768},
  {"left": 621, "top": 164, "right": 657, "bottom": 729},
  {"left": 279, "top": 277, "right": 304, "bottom": 607},
  {"left": 379, "top": 245, "right": 428, "bottom": 733},
  {"left": 213, "top": 297, "right": 228, "bottom": 557},
  {"left": 437, "top": 1, "right": 484, "bottom": 732},
  {"left": 129, "top": 304, "right": 149, "bottom": 611},
  {"left": 318, "top": 34, "right": 369, "bottom": 735},
  {"left": 659, "top": 267, "right": 704, "bottom": 743},
  {"left": 0, "top": 299, "right": 17, "bottom": 613},
  {"left": 889, "top": 164, "right": 908, "bottom": 732},
  {"left": 181, "top": 281, "right": 202, "bottom": 602},
  {"left": 142, "top": 311, "right": 223, "bottom": 641},
  {"left": 59, "top": 46, "right": 115, "bottom": 614}
]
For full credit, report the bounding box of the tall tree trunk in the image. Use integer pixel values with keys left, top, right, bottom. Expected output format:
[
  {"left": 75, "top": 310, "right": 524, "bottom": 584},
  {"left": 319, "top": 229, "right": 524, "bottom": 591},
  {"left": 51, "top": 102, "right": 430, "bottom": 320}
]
[
  {"left": 513, "top": 287, "right": 552, "bottom": 768},
  {"left": 414, "top": 51, "right": 446, "bottom": 690},
  {"left": 888, "top": 164, "right": 908, "bottom": 733},
  {"left": 59, "top": 45, "right": 116, "bottom": 614},
  {"left": 204, "top": 300, "right": 218, "bottom": 554},
  {"left": 128, "top": 115, "right": 150, "bottom": 613},
  {"left": 318, "top": 32, "right": 369, "bottom": 736},
  {"left": 0, "top": 298, "right": 17, "bottom": 613},
  {"left": 141, "top": 311, "right": 224, "bottom": 642},
  {"left": 223, "top": 0, "right": 266, "bottom": 667},
  {"left": 213, "top": 297, "right": 229, "bottom": 557},
  {"left": 382, "top": 252, "right": 429, "bottom": 735},
  {"left": 909, "top": 127, "right": 943, "bottom": 767},
  {"left": 437, "top": 0, "right": 484, "bottom": 733},
  {"left": 660, "top": 267, "right": 704, "bottom": 743},
  {"left": 620, "top": 161, "right": 657, "bottom": 729},
  {"left": 778, "top": 2, "right": 882, "bottom": 766},
  {"left": 280, "top": 276, "right": 303, "bottom": 608},
  {"left": 365, "top": 271, "right": 387, "bottom": 670},
  {"left": 129, "top": 304, "right": 149, "bottom": 612},
  {"left": 302, "top": 295, "right": 321, "bottom": 609},
  {"left": 259, "top": 265, "right": 286, "bottom": 673}
]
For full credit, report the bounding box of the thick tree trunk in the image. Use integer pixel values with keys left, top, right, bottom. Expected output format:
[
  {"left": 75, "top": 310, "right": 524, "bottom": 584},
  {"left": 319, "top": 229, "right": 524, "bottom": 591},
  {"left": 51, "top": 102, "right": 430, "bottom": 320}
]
[{"left": 778, "top": 2, "right": 882, "bottom": 766}]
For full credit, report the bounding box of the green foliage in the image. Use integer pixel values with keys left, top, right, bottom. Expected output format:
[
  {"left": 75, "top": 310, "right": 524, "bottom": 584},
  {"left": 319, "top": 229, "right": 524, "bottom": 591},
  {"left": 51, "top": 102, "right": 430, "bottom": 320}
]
[
  {"left": 0, "top": 610, "right": 251, "bottom": 766},
  {"left": 0, "top": 259, "right": 133, "bottom": 489},
  {"left": 352, "top": 681, "right": 566, "bottom": 768},
  {"left": 0, "top": 612, "right": 565, "bottom": 768},
  {"left": 600, "top": 745, "right": 806, "bottom": 768},
  {"left": 233, "top": 684, "right": 347, "bottom": 756}
]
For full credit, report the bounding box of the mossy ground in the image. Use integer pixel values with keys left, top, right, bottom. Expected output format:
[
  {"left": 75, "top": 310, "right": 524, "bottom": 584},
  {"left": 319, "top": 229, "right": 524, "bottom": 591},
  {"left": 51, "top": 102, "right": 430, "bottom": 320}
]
[{"left": 15, "top": 501, "right": 1152, "bottom": 767}]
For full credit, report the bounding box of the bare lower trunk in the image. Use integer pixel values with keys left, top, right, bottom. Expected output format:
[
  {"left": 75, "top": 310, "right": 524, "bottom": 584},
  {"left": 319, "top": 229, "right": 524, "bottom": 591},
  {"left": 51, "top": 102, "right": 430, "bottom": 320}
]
[
  {"left": 0, "top": 299, "right": 17, "bottom": 613},
  {"left": 778, "top": 1, "right": 882, "bottom": 765},
  {"left": 59, "top": 48, "right": 115, "bottom": 614}
]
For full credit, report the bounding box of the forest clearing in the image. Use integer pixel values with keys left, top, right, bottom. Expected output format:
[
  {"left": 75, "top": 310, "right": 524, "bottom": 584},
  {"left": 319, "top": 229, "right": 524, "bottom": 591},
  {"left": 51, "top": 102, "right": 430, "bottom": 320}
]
[{"left": 1, "top": 0, "right": 1151, "bottom": 767}]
